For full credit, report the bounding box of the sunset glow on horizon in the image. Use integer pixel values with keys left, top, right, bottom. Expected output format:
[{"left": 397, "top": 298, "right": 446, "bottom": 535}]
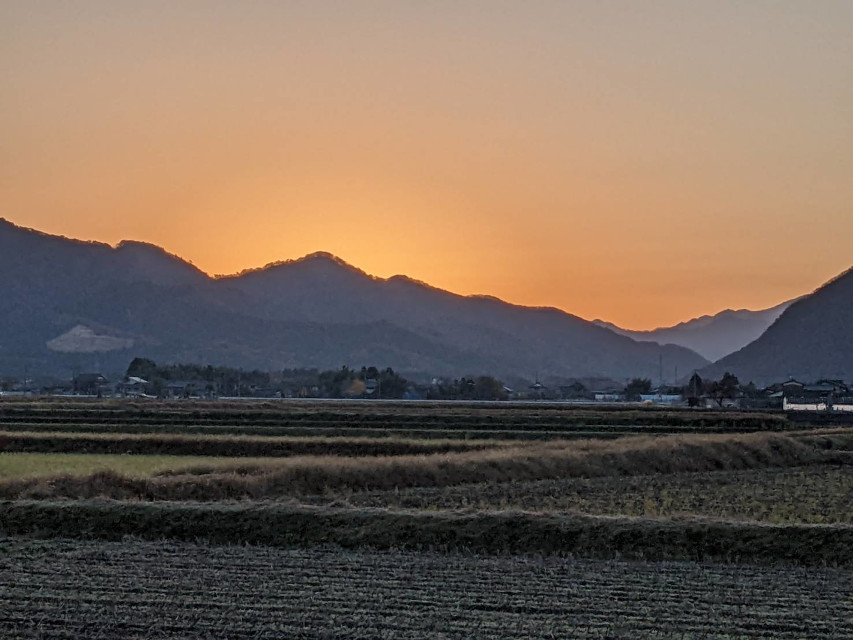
[{"left": 3, "top": 1, "right": 852, "bottom": 330}]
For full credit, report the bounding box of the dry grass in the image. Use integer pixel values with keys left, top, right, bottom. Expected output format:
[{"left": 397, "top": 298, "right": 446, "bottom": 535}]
[
  {"left": 794, "top": 428, "right": 853, "bottom": 451},
  {"left": 337, "top": 465, "right": 853, "bottom": 525},
  {"left": 0, "top": 431, "right": 833, "bottom": 502}
]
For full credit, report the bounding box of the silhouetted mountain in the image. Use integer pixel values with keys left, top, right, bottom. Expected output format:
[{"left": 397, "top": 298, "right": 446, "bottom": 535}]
[
  {"left": 0, "top": 218, "right": 708, "bottom": 381},
  {"left": 217, "top": 252, "right": 710, "bottom": 381},
  {"left": 699, "top": 268, "right": 853, "bottom": 385},
  {"left": 113, "top": 240, "right": 208, "bottom": 286},
  {"left": 594, "top": 299, "right": 797, "bottom": 362}
]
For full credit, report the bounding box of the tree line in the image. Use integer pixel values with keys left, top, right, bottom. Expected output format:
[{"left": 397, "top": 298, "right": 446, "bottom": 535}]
[
  {"left": 125, "top": 358, "right": 510, "bottom": 400},
  {"left": 623, "top": 371, "right": 748, "bottom": 406}
]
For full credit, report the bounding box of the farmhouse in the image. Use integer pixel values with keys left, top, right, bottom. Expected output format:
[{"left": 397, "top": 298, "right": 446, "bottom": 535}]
[
  {"left": 779, "top": 378, "right": 853, "bottom": 412},
  {"left": 640, "top": 393, "right": 684, "bottom": 406},
  {"left": 594, "top": 392, "right": 623, "bottom": 402},
  {"left": 117, "top": 376, "right": 149, "bottom": 397}
]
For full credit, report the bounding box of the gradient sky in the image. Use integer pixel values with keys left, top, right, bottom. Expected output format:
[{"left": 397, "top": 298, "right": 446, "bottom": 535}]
[{"left": 3, "top": 1, "right": 851, "bottom": 329}]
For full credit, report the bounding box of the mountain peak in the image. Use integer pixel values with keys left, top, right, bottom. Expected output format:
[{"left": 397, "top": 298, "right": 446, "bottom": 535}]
[
  {"left": 220, "top": 251, "right": 374, "bottom": 281},
  {"left": 294, "top": 251, "right": 367, "bottom": 272},
  {"left": 116, "top": 239, "right": 166, "bottom": 251},
  {"left": 113, "top": 239, "right": 208, "bottom": 286},
  {"left": 299, "top": 250, "right": 346, "bottom": 263},
  {"left": 115, "top": 239, "right": 192, "bottom": 262}
]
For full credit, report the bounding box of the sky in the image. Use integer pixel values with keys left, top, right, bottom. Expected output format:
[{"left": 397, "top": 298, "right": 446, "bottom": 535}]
[{"left": 2, "top": 1, "right": 852, "bottom": 330}]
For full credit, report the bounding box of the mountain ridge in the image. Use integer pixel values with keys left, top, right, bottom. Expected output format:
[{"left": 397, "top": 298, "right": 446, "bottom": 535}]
[
  {"left": 594, "top": 299, "right": 798, "bottom": 362},
  {"left": 0, "top": 218, "right": 710, "bottom": 382},
  {"left": 699, "top": 267, "right": 853, "bottom": 385}
]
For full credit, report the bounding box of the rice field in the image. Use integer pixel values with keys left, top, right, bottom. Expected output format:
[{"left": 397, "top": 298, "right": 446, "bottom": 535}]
[
  {"left": 1, "top": 398, "right": 851, "bottom": 638},
  {"left": 0, "top": 397, "right": 792, "bottom": 440},
  {"left": 337, "top": 465, "right": 853, "bottom": 525},
  {"left": 0, "top": 430, "right": 500, "bottom": 457},
  {"left": 0, "top": 431, "right": 830, "bottom": 501},
  {"left": 0, "top": 538, "right": 850, "bottom": 639}
]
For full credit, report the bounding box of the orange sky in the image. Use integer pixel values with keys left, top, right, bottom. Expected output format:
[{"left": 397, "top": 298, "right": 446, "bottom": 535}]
[{"left": 3, "top": 1, "right": 852, "bottom": 329}]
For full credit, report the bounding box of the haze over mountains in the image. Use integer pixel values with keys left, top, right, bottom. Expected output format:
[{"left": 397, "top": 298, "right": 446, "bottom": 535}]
[
  {"left": 594, "top": 300, "right": 797, "bottom": 363},
  {"left": 699, "top": 267, "right": 853, "bottom": 386},
  {"left": 0, "top": 219, "right": 708, "bottom": 382}
]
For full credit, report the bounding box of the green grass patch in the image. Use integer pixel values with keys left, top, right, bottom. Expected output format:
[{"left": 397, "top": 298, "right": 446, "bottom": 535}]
[{"left": 0, "top": 452, "right": 286, "bottom": 480}]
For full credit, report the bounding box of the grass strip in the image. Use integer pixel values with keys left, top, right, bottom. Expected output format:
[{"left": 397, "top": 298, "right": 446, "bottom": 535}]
[{"left": 0, "top": 453, "right": 300, "bottom": 481}]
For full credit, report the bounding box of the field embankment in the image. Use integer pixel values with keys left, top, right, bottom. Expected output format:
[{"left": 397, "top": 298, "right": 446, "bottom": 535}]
[
  {"left": 0, "top": 431, "right": 836, "bottom": 501},
  {"left": 2, "top": 500, "right": 852, "bottom": 567}
]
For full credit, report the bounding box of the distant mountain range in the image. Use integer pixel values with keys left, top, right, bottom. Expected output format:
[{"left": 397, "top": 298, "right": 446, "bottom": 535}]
[
  {"left": 594, "top": 299, "right": 798, "bottom": 363},
  {"left": 699, "top": 267, "right": 853, "bottom": 386},
  {"left": 0, "top": 218, "right": 709, "bottom": 382}
]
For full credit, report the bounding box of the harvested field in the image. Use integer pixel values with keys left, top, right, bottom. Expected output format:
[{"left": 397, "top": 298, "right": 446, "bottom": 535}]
[
  {"left": 0, "top": 430, "right": 500, "bottom": 457},
  {"left": 338, "top": 465, "right": 853, "bottom": 524},
  {"left": 1, "top": 399, "right": 850, "bottom": 637},
  {"left": 0, "top": 538, "right": 851, "bottom": 639},
  {"left": 0, "top": 421, "right": 650, "bottom": 441},
  {"left": 0, "top": 398, "right": 796, "bottom": 439}
]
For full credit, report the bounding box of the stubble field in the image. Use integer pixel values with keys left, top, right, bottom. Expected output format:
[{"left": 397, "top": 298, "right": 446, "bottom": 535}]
[
  {"left": 335, "top": 464, "right": 853, "bottom": 524},
  {"left": 1, "top": 539, "right": 851, "bottom": 640}
]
